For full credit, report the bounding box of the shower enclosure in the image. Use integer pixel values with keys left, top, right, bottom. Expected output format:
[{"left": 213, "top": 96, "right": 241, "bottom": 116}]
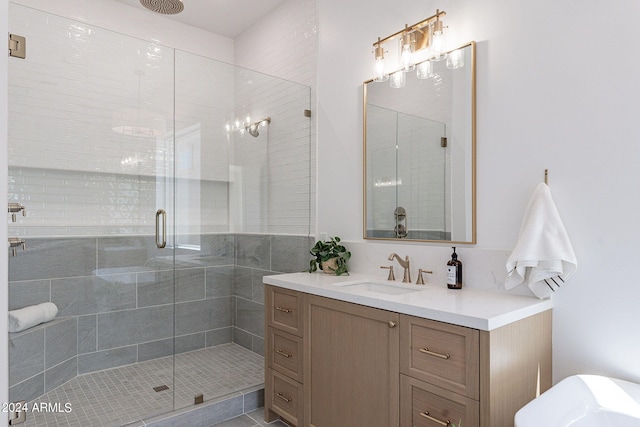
[{"left": 7, "top": 4, "right": 312, "bottom": 426}]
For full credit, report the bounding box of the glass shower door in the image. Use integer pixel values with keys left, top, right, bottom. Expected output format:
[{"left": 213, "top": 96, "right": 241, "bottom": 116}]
[
  {"left": 396, "top": 112, "right": 448, "bottom": 240},
  {"left": 7, "top": 5, "right": 177, "bottom": 425},
  {"left": 365, "top": 105, "right": 447, "bottom": 239},
  {"left": 171, "top": 50, "right": 313, "bottom": 413}
]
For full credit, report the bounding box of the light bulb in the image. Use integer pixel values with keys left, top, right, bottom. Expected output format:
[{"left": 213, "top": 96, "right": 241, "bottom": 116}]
[
  {"left": 374, "top": 57, "right": 387, "bottom": 81},
  {"left": 373, "top": 42, "right": 388, "bottom": 82},
  {"left": 446, "top": 48, "right": 464, "bottom": 69},
  {"left": 416, "top": 61, "right": 434, "bottom": 79},
  {"left": 390, "top": 70, "right": 406, "bottom": 88},
  {"left": 400, "top": 31, "right": 415, "bottom": 72},
  {"left": 431, "top": 20, "right": 447, "bottom": 61}
]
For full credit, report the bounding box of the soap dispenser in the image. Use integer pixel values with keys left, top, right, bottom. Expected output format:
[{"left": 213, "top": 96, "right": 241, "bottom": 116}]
[{"left": 447, "top": 247, "right": 463, "bottom": 289}]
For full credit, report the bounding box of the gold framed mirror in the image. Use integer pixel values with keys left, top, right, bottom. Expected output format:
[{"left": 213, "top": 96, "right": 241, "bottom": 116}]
[{"left": 363, "top": 41, "right": 476, "bottom": 243}]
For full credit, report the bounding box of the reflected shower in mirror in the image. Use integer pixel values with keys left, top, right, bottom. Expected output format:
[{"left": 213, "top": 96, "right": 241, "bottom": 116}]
[{"left": 364, "top": 42, "right": 476, "bottom": 243}]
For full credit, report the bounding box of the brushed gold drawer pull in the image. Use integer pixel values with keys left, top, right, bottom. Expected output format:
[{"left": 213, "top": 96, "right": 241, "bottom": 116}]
[
  {"left": 419, "top": 347, "right": 451, "bottom": 360},
  {"left": 276, "top": 349, "right": 293, "bottom": 358},
  {"left": 419, "top": 411, "right": 451, "bottom": 426},
  {"left": 388, "top": 320, "right": 397, "bottom": 328},
  {"left": 275, "top": 306, "right": 292, "bottom": 313},
  {"left": 276, "top": 392, "right": 292, "bottom": 403}
]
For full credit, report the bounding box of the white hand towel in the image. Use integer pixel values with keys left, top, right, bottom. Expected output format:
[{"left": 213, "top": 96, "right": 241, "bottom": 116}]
[
  {"left": 505, "top": 183, "right": 577, "bottom": 299},
  {"left": 8, "top": 302, "right": 58, "bottom": 333}
]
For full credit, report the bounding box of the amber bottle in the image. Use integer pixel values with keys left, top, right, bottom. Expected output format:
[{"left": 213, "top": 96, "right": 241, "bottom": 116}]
[{"left": 446, "top": 247, "right": 463, "bottom": 289}]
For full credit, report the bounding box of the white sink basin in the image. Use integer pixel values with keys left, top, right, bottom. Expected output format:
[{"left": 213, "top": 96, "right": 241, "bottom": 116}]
[
  {"left": 336, "top": 281, "right": 424, "bottom": 295},
  {"left": 515, "top": 374, "right": 640, "bottom": 426}
]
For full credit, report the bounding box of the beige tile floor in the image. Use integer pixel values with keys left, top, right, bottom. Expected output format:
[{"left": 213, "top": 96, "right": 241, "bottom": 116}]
[{"left": 19, "top": 344, "right": 264, "bottom": 427}]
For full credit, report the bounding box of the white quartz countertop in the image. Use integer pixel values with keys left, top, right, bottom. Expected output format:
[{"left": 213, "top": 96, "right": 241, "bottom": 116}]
[{"left": 263, "top": 272, "right": 553, "bottom": 331}]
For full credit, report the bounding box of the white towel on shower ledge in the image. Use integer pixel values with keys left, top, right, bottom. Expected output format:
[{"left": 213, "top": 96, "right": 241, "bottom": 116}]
[
  {"left": 505, "top": 183, "right": 577, "bottom": 299},
  {"left": 8, "top": 302, "right": 58, "bottom": 333}
]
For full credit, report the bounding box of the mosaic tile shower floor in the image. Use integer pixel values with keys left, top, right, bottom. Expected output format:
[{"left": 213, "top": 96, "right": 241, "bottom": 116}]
[{"left": 20, "top": 344, "right": 264, "bottom": 427}]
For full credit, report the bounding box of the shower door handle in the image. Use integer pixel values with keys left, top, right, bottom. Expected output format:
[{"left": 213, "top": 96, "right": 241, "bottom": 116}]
[{"left": 155, "top": 209, "right": 167, "bottom": 249}]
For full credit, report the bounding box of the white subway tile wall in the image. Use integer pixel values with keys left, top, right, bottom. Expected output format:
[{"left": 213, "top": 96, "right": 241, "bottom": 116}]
[
  {"left": 231, "top": 72, "right": 312, "bottom": 234},
  {"left": 8, "top": 2, "right": 314, "bottom": 237},
  {"left": 8, "top": 6, "right": 175, "bottom": 177},
  {"left": 234, "top": 0, "right": 317, "bottom": 236}
]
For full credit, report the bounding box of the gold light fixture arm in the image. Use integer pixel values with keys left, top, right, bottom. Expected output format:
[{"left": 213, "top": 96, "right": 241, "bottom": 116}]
[{"left": 372, "top": 9, "right": 446, "bottom": 48}]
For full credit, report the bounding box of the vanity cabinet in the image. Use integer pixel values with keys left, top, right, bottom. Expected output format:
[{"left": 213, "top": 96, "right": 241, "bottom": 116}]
[{"left": 264, "top": 285, "right": 552, "bottom": 427}]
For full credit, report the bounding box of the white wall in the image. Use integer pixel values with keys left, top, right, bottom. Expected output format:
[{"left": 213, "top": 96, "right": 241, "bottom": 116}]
[
  {"left": 1, "top": 0, "right": 9, "bottom": 423},
  {"left": 317, "top": 0, "right": 640, "bottom": 384}
]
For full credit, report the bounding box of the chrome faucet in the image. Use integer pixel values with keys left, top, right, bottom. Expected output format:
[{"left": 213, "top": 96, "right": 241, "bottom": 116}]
[{"left": 388, "top": 253, "right": 411, "bottom": 283}]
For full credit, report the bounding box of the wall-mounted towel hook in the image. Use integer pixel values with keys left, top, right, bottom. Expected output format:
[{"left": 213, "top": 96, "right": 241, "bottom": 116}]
[{"left": 544, "top": 169, "right": 549, "bottom": 185}]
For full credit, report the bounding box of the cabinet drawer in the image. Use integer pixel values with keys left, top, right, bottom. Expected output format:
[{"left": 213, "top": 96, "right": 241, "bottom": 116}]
[
  {"left": 267, "top": 368, "right": 303, "bottom": 427},
  {"left": 401, "top": 374, "right": 479, "bottom": 427},
  {"left": 266, "top": 285, "right": 304, "bottom": 335},
  {"left": 268, "top": 327, "right": 303, "bottom": 382},
  {"left": 400, "top": 314, "right": 480, "bottom": 399}
]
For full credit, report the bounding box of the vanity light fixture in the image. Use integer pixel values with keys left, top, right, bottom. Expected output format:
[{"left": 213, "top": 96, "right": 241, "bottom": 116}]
[{"left": 371, "top": 9, "right": 451, "bottom": 87}]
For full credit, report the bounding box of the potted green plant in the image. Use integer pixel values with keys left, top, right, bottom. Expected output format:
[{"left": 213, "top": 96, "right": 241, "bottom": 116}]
[{"left": 309, "top": 236, "right": 351, "bottom": 276}]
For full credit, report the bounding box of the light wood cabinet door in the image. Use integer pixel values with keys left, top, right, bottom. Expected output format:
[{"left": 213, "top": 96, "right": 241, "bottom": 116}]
[{"left": 305, "top": 295, "right": 400, "bottom": 427}]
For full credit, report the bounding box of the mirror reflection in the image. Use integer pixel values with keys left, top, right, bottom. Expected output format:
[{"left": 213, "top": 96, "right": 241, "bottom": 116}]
[{"left": 364, "top": 42, "right": 476, "bottom": 243}]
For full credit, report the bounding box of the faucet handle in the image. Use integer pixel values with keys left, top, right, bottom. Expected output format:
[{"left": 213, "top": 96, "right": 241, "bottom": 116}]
[
  {"left": 380, "top": 265, "right": 395, "bottom": 281},
  {"left": 416, "top": 268, "right": 433, "bottom": 285}
]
